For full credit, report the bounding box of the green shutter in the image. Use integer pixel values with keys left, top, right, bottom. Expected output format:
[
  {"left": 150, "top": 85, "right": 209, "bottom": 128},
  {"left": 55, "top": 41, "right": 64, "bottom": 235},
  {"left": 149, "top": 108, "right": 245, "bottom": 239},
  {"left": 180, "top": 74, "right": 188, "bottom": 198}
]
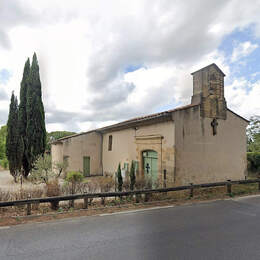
[{"left": 83, "top": 156, "right": 90, "bottom": 177}]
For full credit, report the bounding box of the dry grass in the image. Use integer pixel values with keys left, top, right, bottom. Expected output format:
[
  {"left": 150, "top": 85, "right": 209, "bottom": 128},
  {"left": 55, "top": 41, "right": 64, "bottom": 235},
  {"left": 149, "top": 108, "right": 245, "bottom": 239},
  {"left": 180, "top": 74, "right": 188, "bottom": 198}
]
[
  {"left": 0, "top": 170, "right": 45, "bottom": 193},
  {"left": 1, "top": 169, "right": 260, "bottom": 223}
]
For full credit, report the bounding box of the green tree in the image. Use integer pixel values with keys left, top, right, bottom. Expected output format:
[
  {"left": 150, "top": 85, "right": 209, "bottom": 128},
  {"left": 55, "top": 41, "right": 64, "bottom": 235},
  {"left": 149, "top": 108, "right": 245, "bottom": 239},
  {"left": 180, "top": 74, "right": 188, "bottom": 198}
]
[
  {"left": 65, "top": 171, "right": 84, "bottom": 208},
  {"left": 18, "top": 58, "right": 30, "bottom": 176},
  {"left": 0, "top": 125, "right": 7, "bottom": 160},
  {"left": 130, "top": 160, "right": 136, "bottom": 191},
  {"left": 117, "top": 163, "right": 123, "bottom": 192},
  {"left": 6, "top": 92, "right": 23, "bottom": 182},
  {"left": 247, "top": 115, "right": 260, "bottom": 152},
  {"left": 30, "top": 154, "right": 54, "bottom": 184},
  {"left": 25, "top": 53, "right": 46, "bottom": 177},
  {"left": 46, "top": 131, "right": 76, "bottom": 152}
]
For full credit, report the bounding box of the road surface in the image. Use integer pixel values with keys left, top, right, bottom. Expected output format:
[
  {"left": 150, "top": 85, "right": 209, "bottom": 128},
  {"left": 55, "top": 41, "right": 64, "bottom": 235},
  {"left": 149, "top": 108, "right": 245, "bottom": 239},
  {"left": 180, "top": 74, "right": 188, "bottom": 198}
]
[{"left": 1, "top": 195, "right": 260, "bottom": 259}]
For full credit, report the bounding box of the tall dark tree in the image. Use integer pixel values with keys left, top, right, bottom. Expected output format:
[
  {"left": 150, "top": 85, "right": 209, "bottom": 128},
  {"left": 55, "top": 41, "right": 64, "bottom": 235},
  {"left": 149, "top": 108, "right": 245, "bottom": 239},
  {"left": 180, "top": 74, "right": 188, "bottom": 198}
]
[
  {"left": 130, "top": 160, "right": 136, "bottom": 191},
  {"left": 6, "top": 92, "right": 23, "bottom": 182},
  {"left": 25, "top": 53, "right": 46, "bottom": 176},
  {"left": 117, "top": 163, "right": 123, "bottom": 192},
  {"left": 18, "top": 58, "right": 30, "bottom": 176}
]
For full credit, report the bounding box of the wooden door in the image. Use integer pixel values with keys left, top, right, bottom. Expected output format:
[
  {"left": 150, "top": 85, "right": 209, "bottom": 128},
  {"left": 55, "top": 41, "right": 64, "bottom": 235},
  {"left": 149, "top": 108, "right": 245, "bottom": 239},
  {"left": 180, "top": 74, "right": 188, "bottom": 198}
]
[{"left": 143, "top": 151, "right": 158, "bottom": 186}]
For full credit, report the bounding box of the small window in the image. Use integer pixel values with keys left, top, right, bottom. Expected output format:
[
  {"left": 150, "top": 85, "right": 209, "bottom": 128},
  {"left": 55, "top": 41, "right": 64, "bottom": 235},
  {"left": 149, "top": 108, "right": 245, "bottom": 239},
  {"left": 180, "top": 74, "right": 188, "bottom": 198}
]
[{"left": 108, "top": 135, "right": 113, "bottom": 151}]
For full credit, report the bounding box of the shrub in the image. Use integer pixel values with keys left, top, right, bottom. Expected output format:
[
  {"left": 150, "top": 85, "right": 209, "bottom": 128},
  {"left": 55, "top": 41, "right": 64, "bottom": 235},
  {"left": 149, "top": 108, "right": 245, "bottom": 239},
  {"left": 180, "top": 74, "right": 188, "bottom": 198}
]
[
  {"left": 65, "top": 171, "right": 84, "bottom": 208},
  {"left": 130, "top": 161, "right": 136, "bottom": 191},
  {"left": 30, "top": 155, "right": 55, "bottom": 184},
  {"left": 99, "top": 176, "right": 115, "bottom": 192},
  {"left": 135, "top": 175, "right": 146, "bottom": 190},
  {"left": 123, "top": 177, "right": 130, "bottom": 191},
  {"left": 117, "top": 163, "right": 123, "bottom": 192},
  {"left": 46, "top": 179, "right": 61, "bottom": 210},
  {"left": 66, "top": 171, "right": 84, "bottom": 187},
  {"left": 0, "top": 189, "right": 11, "bottom": 201},
  {"left": 0, "top": 158, "right": 9, "bottom": 169},
  {"left": 65, "top": 171, "right": 84, "bottom": 194},
  {"left": 247, "top": 152, "right": 260, "bottom": 173}
]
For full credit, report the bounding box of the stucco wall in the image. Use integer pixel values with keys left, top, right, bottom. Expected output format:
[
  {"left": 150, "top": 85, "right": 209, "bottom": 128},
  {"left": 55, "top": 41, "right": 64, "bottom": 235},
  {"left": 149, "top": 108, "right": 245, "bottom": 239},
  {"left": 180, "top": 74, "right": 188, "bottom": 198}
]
[
  {"left": 51, "top": 142, "right": 63, "bottom": 167},
  {"left": 174, "top": 105, "right": 248, "bottom": 185},
  {"left": 102, "top": 120, "right": 175, "bottom": 180},
  {"left": 51, "top": 132, "right": 102, "bottom": 175}
]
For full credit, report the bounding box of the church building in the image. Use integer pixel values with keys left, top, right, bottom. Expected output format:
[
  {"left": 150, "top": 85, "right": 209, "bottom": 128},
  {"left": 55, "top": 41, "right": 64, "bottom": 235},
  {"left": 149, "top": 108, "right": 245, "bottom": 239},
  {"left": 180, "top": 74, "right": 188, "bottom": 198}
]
[{"left": 51, "top": 64, "right": 248, "bottom": 185}]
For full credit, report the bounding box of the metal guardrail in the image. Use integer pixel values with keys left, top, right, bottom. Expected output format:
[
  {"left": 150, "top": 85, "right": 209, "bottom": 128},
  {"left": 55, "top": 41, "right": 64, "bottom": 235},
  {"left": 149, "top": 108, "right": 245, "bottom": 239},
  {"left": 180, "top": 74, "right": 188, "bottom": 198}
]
[{"left": 0, "top": 178, "right": 260, "bottom": 215}]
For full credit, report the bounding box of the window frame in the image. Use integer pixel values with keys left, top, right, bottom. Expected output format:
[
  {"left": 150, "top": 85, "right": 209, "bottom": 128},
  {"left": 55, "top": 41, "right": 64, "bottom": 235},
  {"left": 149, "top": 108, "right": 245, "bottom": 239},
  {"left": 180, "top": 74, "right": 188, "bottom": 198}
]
[{"left": 108, "top": 135, "right": 113, "bottom": 151}]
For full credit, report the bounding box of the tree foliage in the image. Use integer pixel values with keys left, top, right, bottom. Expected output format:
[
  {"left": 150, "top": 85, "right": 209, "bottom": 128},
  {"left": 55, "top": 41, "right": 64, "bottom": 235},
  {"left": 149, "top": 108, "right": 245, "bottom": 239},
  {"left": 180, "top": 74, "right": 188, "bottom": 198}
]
[
  {"left": 0, "top": 125, "right": 8, "bottom": 169},
  {"left": 18, "top": 58, "right": 30, "bottom": 176},
  {"left": 130, "top": 160, "right": 136, "bottom": 191},
  {"left": 247, "top": 115, "right": 260, "bottom": 152},
  {"left": 6, "top": 92, "right": 23, "bottom": 182},
  {"left": 25, "top": 53, "right": 46, "bottom": 176},
  {"left": 30, "top": 154, "right": 54, "bottom": 184},
  {"left": 0, "top": 125, "right": 7, "bottom": 159},
  {"left": 46, "top": 131, "right": 75, "bottom": 152},
  {"left": 247, "top": 116, "right": 260, "bottom": 174},
  {"left": 117, "top": 163, "right": 123, "bottom": 192}
]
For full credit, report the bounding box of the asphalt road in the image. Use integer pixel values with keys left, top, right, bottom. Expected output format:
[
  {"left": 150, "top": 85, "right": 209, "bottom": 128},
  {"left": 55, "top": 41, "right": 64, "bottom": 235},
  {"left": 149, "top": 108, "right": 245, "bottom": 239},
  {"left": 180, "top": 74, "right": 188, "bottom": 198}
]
[{"left": 1, "top": 196, "right": 260, "bottom": 260}]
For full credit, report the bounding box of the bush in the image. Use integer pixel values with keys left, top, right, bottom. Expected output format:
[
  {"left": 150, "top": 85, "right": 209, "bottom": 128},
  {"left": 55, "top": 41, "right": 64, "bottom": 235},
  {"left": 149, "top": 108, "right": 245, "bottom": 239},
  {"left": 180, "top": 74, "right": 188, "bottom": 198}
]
[
  {"left": 129, "top": 161, "right": 136, "bottom": 191},
  {"left": 0, "top": 158, "right": 9, "bottom": 169},
  {"left": 135, "top": 175, "right": 146, "bottom": 190},
  {"left": 46, "top": 179, "right": 61, "bottom": 210},
  {"left": 116, "top": 163, "right": 123, "bottom": 192},
  {"left": 66, "top": 171, "right": 84, "bottom": 185},
  {"left": 30, "top": 155, "right": 55, "bottom": 184},
  {"left": 65, "top": 171, "right": 84, "bottom": 208},
  {"left": 247, "top": 152, "right": 260, "bottom": 173},
  {"left": 99, "top": 176, "right": 115, "bottom": 192},
  {"left": 123, "top": 177, "right": 130, "bottom": 191}
]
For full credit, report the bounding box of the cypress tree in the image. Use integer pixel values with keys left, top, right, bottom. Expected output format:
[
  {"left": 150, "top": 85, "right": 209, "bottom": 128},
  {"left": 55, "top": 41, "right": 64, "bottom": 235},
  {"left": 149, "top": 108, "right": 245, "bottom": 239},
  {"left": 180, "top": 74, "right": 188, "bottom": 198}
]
[
  {"left": 117, "top": 163, "right": 123, "bottom": 192},
  {"left": 6, "top": 92, "right": 23, "bottom": 182},
  {"left": 130, "top": 160, "right": 136, "bottom": 191},
  {"left": 25, "top": 53, "right": 46, "bottom": 176},
  {"left": 18, "top": 58, "right": 30, "bottom": 177}
]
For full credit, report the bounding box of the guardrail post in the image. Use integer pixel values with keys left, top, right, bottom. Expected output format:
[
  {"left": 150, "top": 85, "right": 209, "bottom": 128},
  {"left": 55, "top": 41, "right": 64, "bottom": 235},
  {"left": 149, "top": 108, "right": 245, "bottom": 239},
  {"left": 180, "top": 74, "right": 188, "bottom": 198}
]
[
  {"left": 189, "top": 183, "right": 194, "bottom": 198},
  {"left": 27, "top": 195, "right": 31, "bottom": 215},
  {"left": 226, "top": 180, "right": 232, "bottom": 196},
  {"left": 83, "top": 197, "right": 88, "bottom": 209},
  {"left": 135, "top": 193, "right": 139, "bottom": 203},
  {"left": 69, "top": 199, "right": 74, "bottom": 208},
  {"left": 144, "top": 192, "right": 149, "bottom": 202}
]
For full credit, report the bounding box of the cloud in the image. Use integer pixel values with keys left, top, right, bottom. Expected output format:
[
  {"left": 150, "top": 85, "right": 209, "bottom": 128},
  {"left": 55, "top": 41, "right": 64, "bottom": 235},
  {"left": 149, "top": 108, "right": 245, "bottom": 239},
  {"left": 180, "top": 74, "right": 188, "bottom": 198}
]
[
  {"left": 225, "top": 78, "right": 260, "bottom": 118},
  {"left": 231, "top": 41, "right": 258, "bottom": 62},
  {"left": 0, "top": 109, "right": 8, "bottom": 125},
  {"left": 0, "top": 0, "right": 260, "bottom": 132},
  {"left": 0, "top": 69, "right": 12, "bottom": 85},
  {"left": 0, "top": 89, "right": 8, "bottom": 101}
]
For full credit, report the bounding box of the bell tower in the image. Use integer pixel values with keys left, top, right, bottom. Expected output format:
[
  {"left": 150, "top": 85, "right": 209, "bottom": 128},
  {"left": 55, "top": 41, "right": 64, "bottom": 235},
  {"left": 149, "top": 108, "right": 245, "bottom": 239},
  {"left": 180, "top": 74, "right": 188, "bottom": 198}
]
[{"left": 191, "top": 63, "right": 227, "bottom": 120}]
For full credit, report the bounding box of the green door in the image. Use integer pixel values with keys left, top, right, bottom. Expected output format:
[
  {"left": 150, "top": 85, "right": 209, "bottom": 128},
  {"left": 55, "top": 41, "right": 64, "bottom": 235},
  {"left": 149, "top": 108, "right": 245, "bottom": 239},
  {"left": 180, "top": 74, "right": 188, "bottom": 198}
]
[
  {"left": 143, "top": 151, "right": 158, "bottom": 186},
  {"left": 83, "top": 156, "right": 90, "bottom": 177}
]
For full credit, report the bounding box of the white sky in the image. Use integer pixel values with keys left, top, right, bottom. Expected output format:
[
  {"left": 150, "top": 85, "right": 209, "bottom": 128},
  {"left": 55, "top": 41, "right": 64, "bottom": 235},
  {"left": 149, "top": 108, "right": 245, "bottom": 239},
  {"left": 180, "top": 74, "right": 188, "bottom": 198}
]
[{"left": 0, "top": 0, "right": 260, "bottom": 132}]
